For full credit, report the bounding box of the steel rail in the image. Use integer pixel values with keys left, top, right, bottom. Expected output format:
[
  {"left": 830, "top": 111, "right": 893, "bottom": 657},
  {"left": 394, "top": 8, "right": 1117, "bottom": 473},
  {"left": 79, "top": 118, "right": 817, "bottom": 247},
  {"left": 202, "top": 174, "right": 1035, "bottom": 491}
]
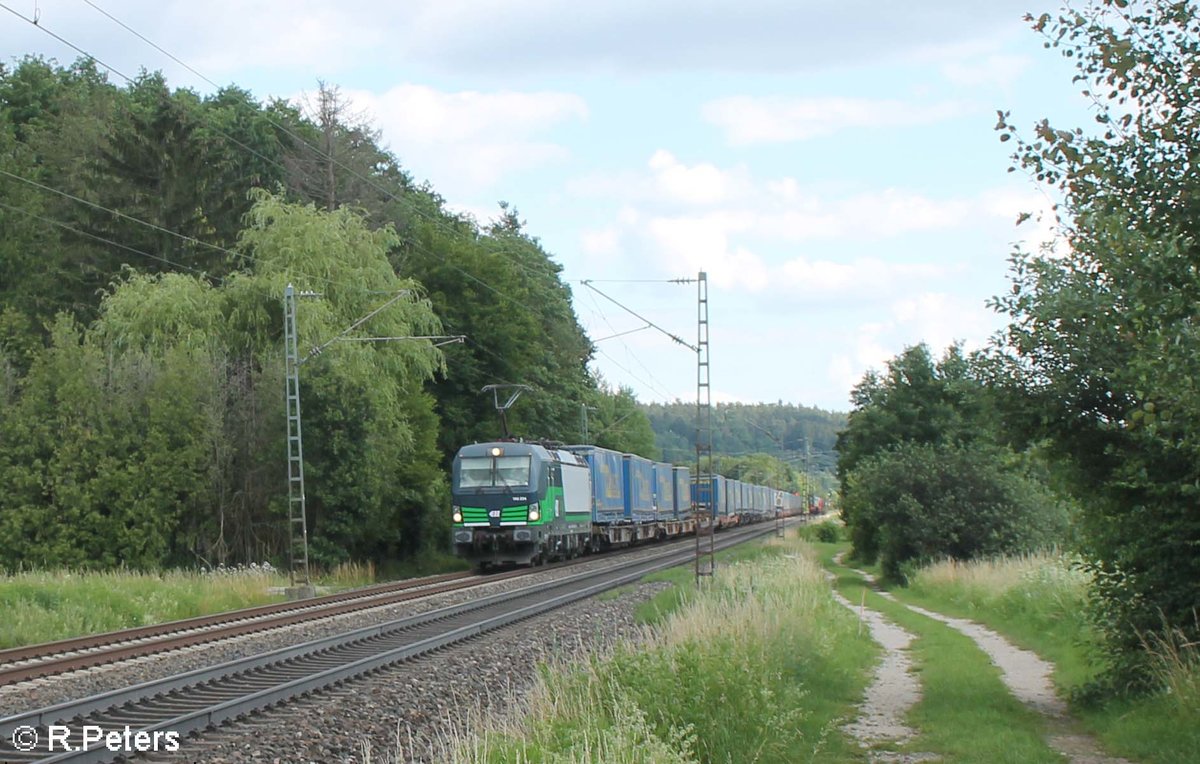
[
  {"left": 0, "top": 571, "right": 471, "bottom": 663},
  {"left": 0, "top": 521, "right": 751, "bottom": 686},
  {"left": 0, "top": 571, "right": 479, "bottom": 686},
  {"left": 0, "top": 523, "right": 782, "bottom": 764}
]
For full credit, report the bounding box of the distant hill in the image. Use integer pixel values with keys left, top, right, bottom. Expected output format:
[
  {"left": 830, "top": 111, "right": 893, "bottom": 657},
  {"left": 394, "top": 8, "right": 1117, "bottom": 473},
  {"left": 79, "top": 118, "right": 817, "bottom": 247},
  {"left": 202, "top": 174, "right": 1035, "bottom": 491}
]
[{"left": 642, "top": 401, "right": 845, "bottom": 476}]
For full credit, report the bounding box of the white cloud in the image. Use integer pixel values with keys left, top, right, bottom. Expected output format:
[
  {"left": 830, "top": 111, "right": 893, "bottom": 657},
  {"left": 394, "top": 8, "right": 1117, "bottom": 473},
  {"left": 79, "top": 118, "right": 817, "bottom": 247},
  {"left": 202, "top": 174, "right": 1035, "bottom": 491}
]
[
  {"left": 828, "top": 292, "right": 1002, "bottom": 394},
  {"left": 566, "top": 151, "right": 1021, "bottom": 298},
  {"left": 644, "top": 214, "right": 770, "bottom": 292},
  {"left": 779, "top": 257, "right": 947, "bottom": 296},
  {"left": 978, "top": 188, "right": 1065, "bottom": 255},
  {"left": 643, "top": 213, "right": 954, "bottom": 297},
  {"left": 568, "top": 151, "right": 750, "bottom": 206},
  {"left": 702, "top": 96, "right": 970, "bottom": 145},
  {"left": 889, "top": 292, "right": 997, "bottom": 353},
  {"left": 941, "top": 54, "right": 1032, "bottom": 91},
  {"left": 384, "top": 0, "right": 1033, "bottom": 76},
  {"left": 184, "top": 2, "right": 375, "bottom": 76},
  {"left": 581, "top": 227, "right": 620, "bottom": 255},
  {"left": 350, "top": 84, "right": 587, "bottom": 145},
  {"left": 647, "top": 150, "right": 748, "bottom": 205},
  {"left": 337, "top": 84, "right": 587, "bottom": 191},
  {"left": 756, "top": 189, "right": 974, "bottom": 240},
  {"left": 571, "top": 152, "right": 981, "bottom": 242}
]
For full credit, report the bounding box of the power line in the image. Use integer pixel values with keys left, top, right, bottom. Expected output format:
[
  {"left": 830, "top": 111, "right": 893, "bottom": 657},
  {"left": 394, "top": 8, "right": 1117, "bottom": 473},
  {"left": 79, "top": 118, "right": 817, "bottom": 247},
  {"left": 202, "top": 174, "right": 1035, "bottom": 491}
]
[
  {"left": 0, "top": 168, "right": 414, "bottom": 299},
  {"left": 582, "top": 289, "right": 678, "bottom": 401},
  {"left": 0, "top": 168, "right": 247, "bottom": 265},
  {"left": 0, "top": 2, "right": 133, "bottom": 81},
  {"left": 0, "top": 199, "right": 214, "bottom": 278},
  {"left": 593, "top": 347, "right": 677, "bottom": 403},
  {"left": 0, "top": 12, "right": 388, "bottom": 297},
  {"left": 580, "top": 280, "right": 697, "bottom": 352},
  {"left": 77, "top": 0, "right": 544, "bottom": 323},
  {"left": 577, "top": 278, "right": 696, "bottom": 284},
  {"left": 593, "top": 324, "right": 651, "bottom": 343},
  {"left": 6, "top": 3, "right": 602, "bottom": 395}
]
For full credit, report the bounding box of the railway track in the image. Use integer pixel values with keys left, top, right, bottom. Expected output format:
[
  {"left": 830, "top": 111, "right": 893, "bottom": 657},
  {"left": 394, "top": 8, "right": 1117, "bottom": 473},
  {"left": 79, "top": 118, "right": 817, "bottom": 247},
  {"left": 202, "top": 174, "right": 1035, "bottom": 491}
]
[
  {"left": 0, "top": 570, "right": 485, "bottom": 687},
  {"left": 0, "top": 523, "right": 781, "bottom": 763},
  {"left": 0, "top": 521, "right": 759, "bottom": 688}
]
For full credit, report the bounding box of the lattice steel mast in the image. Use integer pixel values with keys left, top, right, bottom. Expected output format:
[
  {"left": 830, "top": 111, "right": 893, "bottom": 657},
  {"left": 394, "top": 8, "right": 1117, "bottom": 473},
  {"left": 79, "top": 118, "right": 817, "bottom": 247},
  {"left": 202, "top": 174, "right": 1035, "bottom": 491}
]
[
  {"left": 283, "top": 284, "right": 311, "bottom": 588},
  {"left": 695, "top": 271, "right": 715, "bottom": 582}
]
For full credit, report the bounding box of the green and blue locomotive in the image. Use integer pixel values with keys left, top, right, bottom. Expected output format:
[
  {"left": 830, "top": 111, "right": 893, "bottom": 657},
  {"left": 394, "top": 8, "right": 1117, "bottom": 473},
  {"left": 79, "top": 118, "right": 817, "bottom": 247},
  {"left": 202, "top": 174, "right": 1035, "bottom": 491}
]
[{"left": 450, "top": 441, "right": 593, "bottom": 568}]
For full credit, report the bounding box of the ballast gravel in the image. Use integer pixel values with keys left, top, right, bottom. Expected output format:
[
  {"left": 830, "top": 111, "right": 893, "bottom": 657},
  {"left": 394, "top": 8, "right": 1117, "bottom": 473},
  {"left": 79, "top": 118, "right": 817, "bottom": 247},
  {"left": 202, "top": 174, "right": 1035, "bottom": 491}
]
[
  {"left": 141, "top": 580, "right": 668, "bottom": 764},
  {"left": 0, "top": 547, "right": 677, "bottom": 718}
]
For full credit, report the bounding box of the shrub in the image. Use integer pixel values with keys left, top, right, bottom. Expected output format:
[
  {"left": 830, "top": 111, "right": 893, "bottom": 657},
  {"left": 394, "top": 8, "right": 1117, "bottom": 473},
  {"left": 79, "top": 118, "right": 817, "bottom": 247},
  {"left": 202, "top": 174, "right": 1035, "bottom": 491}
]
[
  {"left": 842, "top": 441, "right": 1070, "bottom": 580},
  {"left": 814, "top": 522, "right": 840, "bottom": 543}
]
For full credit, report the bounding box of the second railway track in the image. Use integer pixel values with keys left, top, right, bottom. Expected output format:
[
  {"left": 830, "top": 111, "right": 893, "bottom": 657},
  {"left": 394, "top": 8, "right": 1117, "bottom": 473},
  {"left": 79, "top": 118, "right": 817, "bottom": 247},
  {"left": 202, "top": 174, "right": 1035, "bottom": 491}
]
[
  {"left": 0, "top": 521, "right": 761, "bottom": 688},
  {"left": 0, "top": 523, "right": 782, "bottom": 764},
  {"left": 0, "top": 570, "right": 485, "bottom": 687}
]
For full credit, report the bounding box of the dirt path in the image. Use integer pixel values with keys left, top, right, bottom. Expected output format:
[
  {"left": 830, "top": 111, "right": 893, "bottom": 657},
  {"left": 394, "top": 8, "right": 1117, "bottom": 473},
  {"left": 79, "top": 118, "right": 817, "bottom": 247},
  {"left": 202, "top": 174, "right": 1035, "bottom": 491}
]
[
  {"left": 828, "top": 556, "right": 937, "bottom": 762},
  {"left": 846, "top": 564, "right": 1134, "bottom": 764}
]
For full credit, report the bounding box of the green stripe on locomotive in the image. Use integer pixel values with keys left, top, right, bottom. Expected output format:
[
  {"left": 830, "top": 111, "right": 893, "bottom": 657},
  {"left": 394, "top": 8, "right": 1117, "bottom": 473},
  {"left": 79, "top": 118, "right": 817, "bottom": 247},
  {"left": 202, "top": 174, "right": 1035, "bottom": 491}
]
[
  {"left": 450, "top": 441, "right": 594, "bottom": 567},
  {"left": 454, "top": 485, "right": 589, "bottom": 528}
]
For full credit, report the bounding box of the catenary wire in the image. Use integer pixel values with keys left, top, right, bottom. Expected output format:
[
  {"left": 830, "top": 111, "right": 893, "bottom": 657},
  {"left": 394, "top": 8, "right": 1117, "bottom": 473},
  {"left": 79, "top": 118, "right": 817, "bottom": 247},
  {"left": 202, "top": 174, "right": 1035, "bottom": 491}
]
[{"left": 10, "top": 2, "right": 694, "bottom": 401}]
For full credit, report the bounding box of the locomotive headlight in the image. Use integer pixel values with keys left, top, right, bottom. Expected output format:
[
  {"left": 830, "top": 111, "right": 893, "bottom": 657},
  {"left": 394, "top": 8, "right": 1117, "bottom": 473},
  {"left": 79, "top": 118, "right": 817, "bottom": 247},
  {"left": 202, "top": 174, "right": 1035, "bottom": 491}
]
[
  {"left": 452, "top": 506, "right": 463, "bottom": 523},
  {"left": 528, "top": 504, "right": 540, "bottom": 521}
]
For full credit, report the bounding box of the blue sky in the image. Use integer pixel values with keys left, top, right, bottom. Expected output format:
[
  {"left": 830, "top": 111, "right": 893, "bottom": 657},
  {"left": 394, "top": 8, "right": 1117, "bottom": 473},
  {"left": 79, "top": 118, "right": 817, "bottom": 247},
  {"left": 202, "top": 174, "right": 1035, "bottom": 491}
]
[{"left": 2, "top": 0, "right": 1095, "bottom": 411}]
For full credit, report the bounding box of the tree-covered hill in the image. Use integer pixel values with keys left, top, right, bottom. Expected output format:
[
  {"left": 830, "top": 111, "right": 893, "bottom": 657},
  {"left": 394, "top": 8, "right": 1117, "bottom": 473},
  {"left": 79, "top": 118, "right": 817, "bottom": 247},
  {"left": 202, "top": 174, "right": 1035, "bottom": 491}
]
[
  {"left": 0, "top": 57, "right": 658, "bottom": 571},
  {"left": 643, "top": 401, "right": 844, "bottom": 492}
]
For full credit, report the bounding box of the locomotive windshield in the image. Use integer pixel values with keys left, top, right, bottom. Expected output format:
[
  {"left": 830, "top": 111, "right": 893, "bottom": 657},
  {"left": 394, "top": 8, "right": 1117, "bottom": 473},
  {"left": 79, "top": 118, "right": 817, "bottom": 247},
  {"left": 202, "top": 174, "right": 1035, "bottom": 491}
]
[{"left": 457, "top": 455, "right": 532, "bottom": 489}]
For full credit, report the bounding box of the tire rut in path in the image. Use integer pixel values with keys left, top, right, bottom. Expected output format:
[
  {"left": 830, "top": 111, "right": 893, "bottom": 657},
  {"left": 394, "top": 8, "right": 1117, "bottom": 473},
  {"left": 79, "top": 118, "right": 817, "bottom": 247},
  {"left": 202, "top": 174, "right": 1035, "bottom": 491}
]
[
  {"left": 828, "top": 554, "right": 939, "bottom": 763},
  {"left": 851, "top": 566, "right": 1134, "bottom": 764}
]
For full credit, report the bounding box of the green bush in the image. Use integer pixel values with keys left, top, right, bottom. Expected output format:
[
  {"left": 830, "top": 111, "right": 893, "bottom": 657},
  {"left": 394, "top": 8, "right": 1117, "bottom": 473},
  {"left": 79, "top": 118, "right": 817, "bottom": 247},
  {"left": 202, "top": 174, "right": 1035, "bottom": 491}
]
[
  {"left": 814, "top": 522, "right": 841, "bottom": 543},
  {"left": 842, "top": 441, "right": 1070, "bottom": 581}
]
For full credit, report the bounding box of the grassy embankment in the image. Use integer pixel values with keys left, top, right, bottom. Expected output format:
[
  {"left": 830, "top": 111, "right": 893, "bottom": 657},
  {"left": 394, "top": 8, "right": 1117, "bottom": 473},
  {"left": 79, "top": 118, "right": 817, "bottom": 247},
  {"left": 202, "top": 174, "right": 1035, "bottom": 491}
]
[
  {"left": 0, "top": 560, "right": 378, "bottom": 648},
  {"left": 450, "top": 535, "right": 877, "bottom": 764},
  {"left": 900, "top": 553, "right": 1200, "bottom": 764}
]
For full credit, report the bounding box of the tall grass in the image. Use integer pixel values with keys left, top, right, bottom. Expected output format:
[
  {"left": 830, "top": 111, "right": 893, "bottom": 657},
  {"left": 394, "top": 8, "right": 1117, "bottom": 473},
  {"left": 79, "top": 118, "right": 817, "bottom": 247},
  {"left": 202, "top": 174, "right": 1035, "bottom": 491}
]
[
  {"left": 447, "top": 539, "right": 873, "bottom": 764},
  {"left": 1143, "top": 620, "right": 1200, "bottom": 727},
  {"left": 316, "top": 559, "right": 376, "bottom": 589},
  {"left": 903, "top": 553, "right": 1200, "bottom": 762},
  {"left": 905, "top": 552, "right": 1095, "bottom": 682},
  {"left": 0, "top": 566, "right": 287, "bottom": 648}
]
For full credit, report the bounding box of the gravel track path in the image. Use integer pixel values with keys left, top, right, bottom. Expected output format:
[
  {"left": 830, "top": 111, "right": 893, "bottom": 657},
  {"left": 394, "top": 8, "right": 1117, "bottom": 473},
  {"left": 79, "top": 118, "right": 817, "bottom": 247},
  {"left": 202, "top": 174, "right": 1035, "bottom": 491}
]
[
  {"left": 829, "top": 555, "right": 937, "bottom": 763},
  {"left": 849, "top": 564, "right": 1133, "bottom": 764}
]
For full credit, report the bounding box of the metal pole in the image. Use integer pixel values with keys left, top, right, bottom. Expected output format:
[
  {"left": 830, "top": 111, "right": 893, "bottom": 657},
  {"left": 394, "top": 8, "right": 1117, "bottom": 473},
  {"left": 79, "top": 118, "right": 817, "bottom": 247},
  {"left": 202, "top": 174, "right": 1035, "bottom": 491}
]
[
  {"left": 804, "top": 440, "right": 811, "bottom": 515},
  {"left": 282, "top": 286, "right": 462, "bottom": 593},
  {"left": 695, "top": 271, "right": 714, "bottom": 583},
  {"left": 581, "top": 404, "right": 598, "bottom": 443},
  {"left": 283, "top": 284, "right": 312, "bottom": 589}
]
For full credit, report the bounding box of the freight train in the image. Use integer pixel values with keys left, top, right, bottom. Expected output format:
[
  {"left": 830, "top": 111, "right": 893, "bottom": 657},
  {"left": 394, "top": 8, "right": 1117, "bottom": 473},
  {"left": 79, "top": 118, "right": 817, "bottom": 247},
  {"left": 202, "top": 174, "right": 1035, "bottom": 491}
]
[{"left": 449, "top": 440, "right": 803, "bottom": 569}]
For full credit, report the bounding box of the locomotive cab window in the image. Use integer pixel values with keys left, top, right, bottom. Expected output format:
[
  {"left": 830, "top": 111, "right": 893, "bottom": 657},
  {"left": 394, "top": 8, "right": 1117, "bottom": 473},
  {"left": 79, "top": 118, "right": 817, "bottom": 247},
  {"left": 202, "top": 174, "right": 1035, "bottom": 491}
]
[{"left": 457, "top": 455, "right": 532, "bottom": 489}]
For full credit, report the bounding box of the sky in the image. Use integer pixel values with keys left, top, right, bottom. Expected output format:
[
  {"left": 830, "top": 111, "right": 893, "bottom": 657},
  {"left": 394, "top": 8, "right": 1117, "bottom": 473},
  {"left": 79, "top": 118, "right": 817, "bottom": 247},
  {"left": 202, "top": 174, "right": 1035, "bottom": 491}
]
[{"left": 1, "top": 0, "right": 1097, "bottom": 412}]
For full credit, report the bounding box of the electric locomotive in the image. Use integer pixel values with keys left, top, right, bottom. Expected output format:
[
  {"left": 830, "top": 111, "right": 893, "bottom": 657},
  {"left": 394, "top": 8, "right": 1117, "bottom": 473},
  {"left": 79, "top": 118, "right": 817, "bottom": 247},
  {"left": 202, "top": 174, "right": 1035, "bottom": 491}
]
[{"left": 450, "top": 441, "right": 592, "bottom": 568}]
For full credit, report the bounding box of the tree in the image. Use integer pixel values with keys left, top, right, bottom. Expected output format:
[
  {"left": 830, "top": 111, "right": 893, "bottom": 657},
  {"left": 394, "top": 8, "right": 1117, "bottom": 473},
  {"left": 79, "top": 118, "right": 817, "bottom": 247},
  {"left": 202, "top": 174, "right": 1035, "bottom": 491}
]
[
  {"left": 0, "top": 191, "right": 449, "bottom": 570},
  {"left": 589, "top": 382, "right": 658, "bottom": 458},
  {"left": 835, "top": 343, "right": 979, "bottom": 544},
  {"left": 992, "top": 0, "right": 1200, "bottom": 684},
  {"left": 843, "top": 441, "right": 1069, "bottom": 580},
  {"left": 394, "top": 200, "right": 596, "bottom": 459},
  {"left": 0, "top": 57, "right": 118, "bottom": 327},
  {"left": 836, "top": 344, "right": 1068, "bottom": 569}
]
